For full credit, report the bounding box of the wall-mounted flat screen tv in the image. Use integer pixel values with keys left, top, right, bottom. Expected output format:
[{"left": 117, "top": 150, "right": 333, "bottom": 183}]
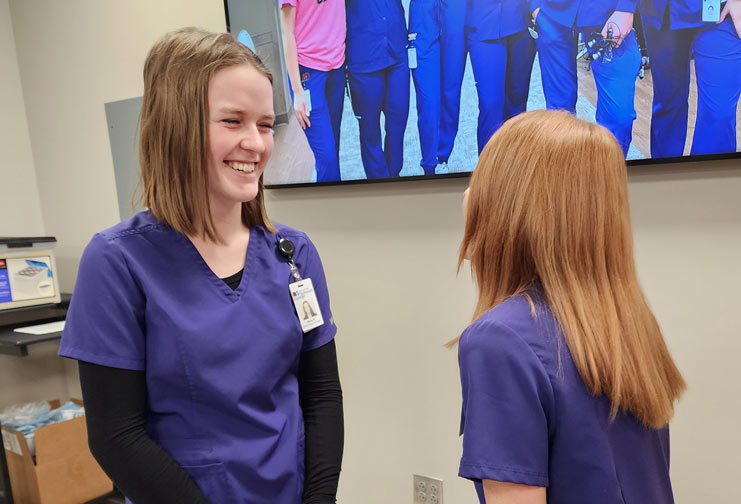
[{"left": 225, "top": 0, "right": 741, "bottom": 188}]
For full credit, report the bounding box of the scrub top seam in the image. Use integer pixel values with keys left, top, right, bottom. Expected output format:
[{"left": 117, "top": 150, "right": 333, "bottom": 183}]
[
  {"left": 466, "top": 307, "right": 558, "bottom": 438},
  {"left": 106, "top": 230, "right": 149, "bottom": 296},
  {"left": 236, "top": 225, "right": 260, "bottom": 296},
  {"left": 485, "top": 317, "right": 556, "bottom": 401},
  {"left": 272, "top": 224, "right": 306, "bottom": 239},
  {"left": 459, "top": 459, "right": 549, "bottom": 479},
  {"left": 300, "top": 324, "right": 337, "bottom": 353},
  {"left": 458, "top": 464, "right": 549, "bottom": 488},
  {"left": 171, "top": 307, "right": 205, "bottom": 427},
  {"left": 59, "top": 345, "right": 145, "bottom": 371},
  {"left": 496, "top": 317, "right": 559, "bottom": 439},
  {"left": 103, "top": 222, "right": 163, "bottom": 241}
]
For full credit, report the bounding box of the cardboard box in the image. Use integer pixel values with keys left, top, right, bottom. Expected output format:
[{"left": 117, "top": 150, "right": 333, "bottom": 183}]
[{"left": 1, "top": 399, "right": 112, "bottom": 504}]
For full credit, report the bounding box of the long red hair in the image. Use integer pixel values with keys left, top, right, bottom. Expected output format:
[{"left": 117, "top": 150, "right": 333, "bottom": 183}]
[{"left": 457, "top": 110, "right": 685, "bottom": 428}]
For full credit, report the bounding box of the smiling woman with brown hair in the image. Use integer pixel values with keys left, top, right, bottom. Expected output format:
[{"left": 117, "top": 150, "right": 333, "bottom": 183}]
[
  {"left": 456, "top": 109, "right": 685, "bottom": 504},
  {"left": 59, "top": 27, "right": 343, "bottom": 504}
]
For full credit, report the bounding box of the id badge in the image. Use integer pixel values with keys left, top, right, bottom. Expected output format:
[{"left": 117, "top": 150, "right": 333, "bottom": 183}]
[
  {"left": 304, "top": 88, "right": 313, "bottom": 112},
  {"left": 408, "top": 47, "right": 418, "bottom": 69},
  {"left": 289, "top": 278, "right": 324, "bottom": 333},
  {"left": 702, "top": 0, "right": 721, "bottom": 22}
]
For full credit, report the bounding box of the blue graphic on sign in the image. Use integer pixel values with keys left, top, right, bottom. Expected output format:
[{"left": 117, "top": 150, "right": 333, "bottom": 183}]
[{"left": 0, "top": 268, "right": 12, "bottom": 303}]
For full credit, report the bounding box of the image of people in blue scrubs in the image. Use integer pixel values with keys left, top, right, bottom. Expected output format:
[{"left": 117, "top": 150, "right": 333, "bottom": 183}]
[
  {"left": 456, "top": 110, "right": 685, "bottom": 504},
  {"left": 466, "top": 0, "right": 537, "bottom": 153},
  {"left": 408, "top": 0, "right": 468, "bottom": 174},
  {"left": 280, "top": 0, "right": 347, "bottom": 182},
  {"left": 59, "top": 28, "right": 343, "bottom": 504},
  {"left": 532, "top": 0, "right": 642, "bottom": 155},
  {"left": 259, "top": 0, "right": 739, "bottom": 186},
  {"left": 438, "top": 0, "right": 469, "bottom": 165},
  {"left": 346, "top": 0, "right": 411, "bottom": 178},
  {"left": 640, "top": 0, "right": 741, "bottom": 157}
]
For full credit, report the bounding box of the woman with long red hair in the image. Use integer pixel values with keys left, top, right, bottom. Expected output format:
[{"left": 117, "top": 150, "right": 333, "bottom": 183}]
[{"left": 456, "top": 109, "right": 685, "bottom": 504}]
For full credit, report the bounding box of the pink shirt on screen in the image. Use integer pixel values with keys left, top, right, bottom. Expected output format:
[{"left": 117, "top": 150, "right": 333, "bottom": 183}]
[{"left": 280, "top": 0, "right": 346, "bottom": 71}]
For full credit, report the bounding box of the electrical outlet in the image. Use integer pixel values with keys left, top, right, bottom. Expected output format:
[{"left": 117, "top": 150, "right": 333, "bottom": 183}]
[{"left": 413, "top": 474, "right": 443, "bottom": 504}]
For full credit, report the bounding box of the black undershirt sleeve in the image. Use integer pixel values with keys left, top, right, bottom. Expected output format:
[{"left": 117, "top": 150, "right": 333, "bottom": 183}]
[
  {"left": 78, "top": 361, "right": 212, "bottom": 504},
  {"left": 299, "top": 340, "right": 344, "bottom": 504}
]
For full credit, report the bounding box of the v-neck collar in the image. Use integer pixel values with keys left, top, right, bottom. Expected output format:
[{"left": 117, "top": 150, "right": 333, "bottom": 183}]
[{"left": 176, "top": 226, "right": 260, "bottom": 302}]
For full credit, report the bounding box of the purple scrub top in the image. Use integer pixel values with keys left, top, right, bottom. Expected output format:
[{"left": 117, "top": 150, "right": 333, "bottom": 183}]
[
  {"left": 59, "top": 211, "right": 337, "bottom": 503},
  {"left": 458, "top": 291, "right": 674, "bottom": 503}
]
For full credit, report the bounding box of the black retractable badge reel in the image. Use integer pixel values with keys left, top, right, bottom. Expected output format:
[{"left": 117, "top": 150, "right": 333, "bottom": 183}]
[
  {"left": 277, "top": 237, "right": 301, "bottom": 281},
  {"left": 277, "top": 235, "right": 325, "bottom": 333}
]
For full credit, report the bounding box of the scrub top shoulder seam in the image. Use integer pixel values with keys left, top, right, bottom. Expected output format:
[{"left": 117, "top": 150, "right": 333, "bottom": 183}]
[
  {"left": 101, "top": 222, "right": 164, "bottom": 242},
  {"left": 272, "top": 222, "right": 309, "bottom": 239},
  {"left": 476, "top": 317, "right": 559, "bottom": 437},
  {"left": 465, "top": 303, "right": 557, "bottom": 399}
]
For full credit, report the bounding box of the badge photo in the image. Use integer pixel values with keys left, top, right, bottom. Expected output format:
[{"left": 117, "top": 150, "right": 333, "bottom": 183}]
[
  {"left": 289, "top": 278, "right": 324, "bottom": 333},
  {"left": 702, "top": 0, "right": 721, "bottom": 22}
]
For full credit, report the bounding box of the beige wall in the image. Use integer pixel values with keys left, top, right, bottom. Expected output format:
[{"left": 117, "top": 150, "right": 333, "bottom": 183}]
[
  {"left": 2, "top": 0, "right": 740, "bottom": 502},
  {"left": 0, "top": 0, "right": 69, "bottom": 411},
  {"left": 0, "top": 0, "right": 43, "bottom": 236}
]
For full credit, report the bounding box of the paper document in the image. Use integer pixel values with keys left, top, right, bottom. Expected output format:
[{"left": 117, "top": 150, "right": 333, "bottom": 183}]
[{"left": 13, "top": 320, "right": 66, "bottom": 335}]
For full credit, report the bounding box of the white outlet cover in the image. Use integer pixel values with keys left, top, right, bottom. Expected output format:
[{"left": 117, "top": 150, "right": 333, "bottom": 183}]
[{"left": 413, "top": 474, "right": 443, "bottom": 504}]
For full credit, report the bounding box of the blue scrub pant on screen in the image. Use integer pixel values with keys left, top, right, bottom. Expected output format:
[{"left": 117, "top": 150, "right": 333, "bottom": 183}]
[
  {"left": 536, "top": 10, "right": 641, "bottom": 155},
  {"left": 469, "top": 29, "right": 536, "bottom": 153},
  {"left": 295, "top": 65, "right": 345, "bottom": 182},
  {"left": 643, "top": 18, "right": 741, "bottom": 157},
  {"left": 438, "top": 0, "right": 467, "bottom": 163},
  {"left": 412, "top": 43, "right": 442, "bottom": 174},
  {"left": 348, "top": 61, "right": 410, "bottom": 178},
  {"left": 410, "top": 1, "right": 467, "bottom": 172}
]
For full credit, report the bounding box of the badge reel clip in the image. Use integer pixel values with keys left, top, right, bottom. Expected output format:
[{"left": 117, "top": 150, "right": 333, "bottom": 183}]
[{"left": 278, "top": 237, "right": 302, "bottom": 282}]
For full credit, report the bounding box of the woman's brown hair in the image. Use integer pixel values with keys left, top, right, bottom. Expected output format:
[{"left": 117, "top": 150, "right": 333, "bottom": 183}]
[
  {"left": 458, "top": 109, "right": 685, "bottom": 428},
  {"left": 139, "top": 27, "right": 276, "bottom": 241}
]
